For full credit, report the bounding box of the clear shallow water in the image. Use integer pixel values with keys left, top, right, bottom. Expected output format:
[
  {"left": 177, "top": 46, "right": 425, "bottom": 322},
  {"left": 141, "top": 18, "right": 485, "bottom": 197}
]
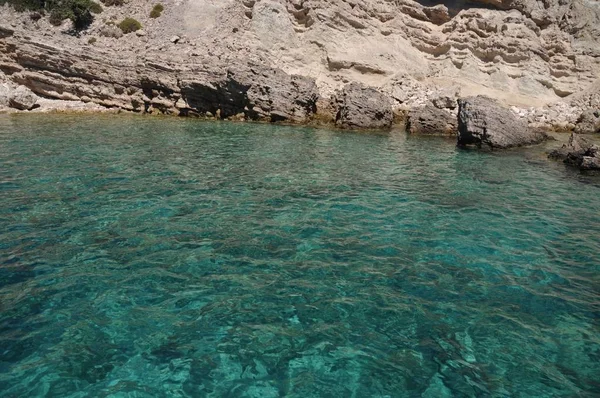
[{"left": 0, "top": 114, "right": 599, "bottom": 398}]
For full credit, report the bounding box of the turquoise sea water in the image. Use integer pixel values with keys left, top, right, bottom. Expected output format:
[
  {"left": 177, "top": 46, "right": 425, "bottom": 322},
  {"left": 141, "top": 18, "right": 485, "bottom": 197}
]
[{"left": 0, "top": 114, "right": 599, "bottom": 397}]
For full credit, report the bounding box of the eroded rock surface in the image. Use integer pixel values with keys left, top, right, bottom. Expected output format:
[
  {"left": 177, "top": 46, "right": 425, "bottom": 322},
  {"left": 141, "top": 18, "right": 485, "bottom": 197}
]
[
  {"left": 574, "top": 110, "right": 600, "bottom": 134},
  {"left": 406, "top": 103, "right": 457, "bottom": 135},
  {"left": 549, "top": 133, "right": 600, "bottom": 170},
  {"left": 0, "top": 0, "right": 599, "bottom": 128},
  {"left": 458, "top": 96, "right": 548, "bottom": 148},
  {"left": 0, "top": 26, "right": 319, "bottom": 121},
  {"left": 332, "top": 83, "right": 393, "bottom": 129},
  {"left": 180, "top": 65, "right": 319, "bottom": 123},
  {"left": 8, "top": 85, "right": 38, "bottom": 110}
]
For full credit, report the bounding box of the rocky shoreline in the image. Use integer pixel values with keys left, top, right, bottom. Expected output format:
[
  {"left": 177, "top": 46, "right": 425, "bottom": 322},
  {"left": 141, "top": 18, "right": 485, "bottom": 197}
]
[{"left": 1, "top": 0, "right": 599, "bottom": 171}]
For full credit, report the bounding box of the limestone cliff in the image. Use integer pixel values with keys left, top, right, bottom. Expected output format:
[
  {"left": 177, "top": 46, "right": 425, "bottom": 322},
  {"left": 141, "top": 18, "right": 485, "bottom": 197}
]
[{"left": 0, "top": 0, "right": 599, "bottom": 130}]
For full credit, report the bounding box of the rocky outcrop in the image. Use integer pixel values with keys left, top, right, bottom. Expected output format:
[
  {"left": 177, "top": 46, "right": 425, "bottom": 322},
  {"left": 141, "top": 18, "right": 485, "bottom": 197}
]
[
  {"left": 549, "top": 133, "right": 600, "bottom": 170},
  {"left": 332, "top": 83, "right": 393, "bottom": 129},
  {"left": 406, "top": 103, "right": 457, "bottom": 135},
  {"left": 0, "top": 27, "right": 319, "bottom": 122},
  {"left": 457, "top": 96, "right": 548, "bottom": 149},
  {"left": 8, "top": 85, "right": 38, "bottom": 110},
  {"left": 574, "top": 110, "right": 600, "bottom": 134},
  {"left": 1, "top": 0, "right": 599, "bottom": 129},
  {"left": 180, "top": 66, "right": 318, "bottom": 123}
]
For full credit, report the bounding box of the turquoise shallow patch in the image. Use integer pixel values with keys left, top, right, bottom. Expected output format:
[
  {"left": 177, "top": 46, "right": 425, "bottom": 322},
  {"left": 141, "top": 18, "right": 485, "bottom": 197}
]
[{"left": 0, "top": 115, "right": 599, "bottom": 397}]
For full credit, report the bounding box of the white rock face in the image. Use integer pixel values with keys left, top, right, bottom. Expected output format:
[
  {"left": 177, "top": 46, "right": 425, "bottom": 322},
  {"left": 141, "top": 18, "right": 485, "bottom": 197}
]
[{"left": 0, "top": 0, "right": 598, "bottom": 127}]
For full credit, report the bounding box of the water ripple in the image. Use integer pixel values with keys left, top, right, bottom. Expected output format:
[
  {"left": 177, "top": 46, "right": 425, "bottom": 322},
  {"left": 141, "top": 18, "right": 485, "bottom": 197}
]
[{"left": 0, "top": 115, "right": 599, "bottom": 397}]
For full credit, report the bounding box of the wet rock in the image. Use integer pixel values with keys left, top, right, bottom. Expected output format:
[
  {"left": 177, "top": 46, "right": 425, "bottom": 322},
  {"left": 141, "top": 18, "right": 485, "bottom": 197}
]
[
  {"left": 406, "top": 103, "right": 457, "bottom": 135},
  {"left": 581, "top": 153, "right": 600, "bottom": 170},
  {"left": 549, "top": 132, "right": 600, "bottom": 170},
  {"left": 9, "top": 85, "right": 38, "bottom": 110},
  {"left": 332, "top": 83, "right": 393, "bottom": 129},
  {"left": 457, "top": 96, "right": 548, "bottom": 149},
  {"left": 548, "top": 132, "right": 590, "bottom": 160},
  {"left": 574, "top": 110, "right": 600, "bottom": 134}
]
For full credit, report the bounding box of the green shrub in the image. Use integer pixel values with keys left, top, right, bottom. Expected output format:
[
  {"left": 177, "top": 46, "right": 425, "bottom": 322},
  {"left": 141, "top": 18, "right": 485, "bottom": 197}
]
[
  {"left": 48, "top": 9, "right": 65, "bottom": 25},
  {"left": 0, "top": 0, "right": 45, "bottom": 12},
  {"left": 118, "top": 17, "right": 141, "bottom": 34},
  {"left": 149, "top": 3, "right": 163, "bottom": 18},
  {"left": 89, "top": 1, "right": 102, "bottom": 13},
  {"left": 0, "top": 0, "right": 101, "bottom": 29},
  {"left": 87, "top": 36, "right": 96, "bottom": 44}
]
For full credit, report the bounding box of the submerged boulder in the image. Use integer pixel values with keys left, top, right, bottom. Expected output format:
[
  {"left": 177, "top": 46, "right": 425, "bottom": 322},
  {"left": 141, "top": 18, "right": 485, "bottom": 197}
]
[
  {"left": 332, "top": 83, "right": 393, "bottom": 130},
  {"left": 9, "top": 85, "right": 38, "bottom": 110},
  {"left": 457, "top": 96, "right": 547, "bottom": 149},
  {"left": 549, "top": 132, "right": 600, "bottom": 170},
  {"left": 406, "top": 103, "right": 457, "bottom": 135}
]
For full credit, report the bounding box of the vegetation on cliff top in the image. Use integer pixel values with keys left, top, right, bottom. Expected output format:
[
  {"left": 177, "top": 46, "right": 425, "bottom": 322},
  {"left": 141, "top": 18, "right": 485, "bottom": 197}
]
[{"left": 0, "top": 0, "right": 103, "bottom": 30}]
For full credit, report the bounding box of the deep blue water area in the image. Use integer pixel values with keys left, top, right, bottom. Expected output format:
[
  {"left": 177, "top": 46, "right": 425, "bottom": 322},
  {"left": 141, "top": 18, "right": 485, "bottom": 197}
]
[{"left": 0, "top": 114, "right": 599, "bottom": 397}]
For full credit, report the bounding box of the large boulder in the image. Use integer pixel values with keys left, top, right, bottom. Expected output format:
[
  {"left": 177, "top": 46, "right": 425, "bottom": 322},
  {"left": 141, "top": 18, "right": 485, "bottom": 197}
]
[
  {"left": 406, "top": 103, "right": 457, "bottom": 135},
  {"left": 457, "top": 96, "right": 548, "bottom": 149},
  {"left": 332, "top": 83, "right": 393, "bottom": 130},
  {"left": 549, "top": 133, "right": 600, "bottom": 170},
  {"left": 238, "top": 66, "right": 319, "bottom": 123},
  {"left": 8, "top": 85, "right": 38, "bottom": 110},
  {"left": 574, "top": 110, "right": 600, "bottom": 134}
]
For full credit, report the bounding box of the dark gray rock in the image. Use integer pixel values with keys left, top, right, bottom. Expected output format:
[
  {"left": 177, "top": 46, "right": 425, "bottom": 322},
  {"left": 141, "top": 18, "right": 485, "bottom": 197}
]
[
  {"left": 548, "top": 132, "right": 590, "bottom": 160},
  {"left": 574, "top": 110, "right": 600, "bottom": 134},
  {"left": 406, "top": 103, "right": 457, "bottom": 135},
  {"left": 332, "top": 83, "right": 393, "bottom": 130},
  {"left": 548, "top": 132, "right": 600, "bottom": 170},
  {"left": 8, "top": 85, "right": 38, "bottom": 110},
  {"left": 457, "top": 96, "right": 548, "bottom": 149},
  {"left": 180, "top": 65, "right": 318, "bottom": 123},
  {"left": 581, "top": 152, "right": 600, "bottom": 170}
]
